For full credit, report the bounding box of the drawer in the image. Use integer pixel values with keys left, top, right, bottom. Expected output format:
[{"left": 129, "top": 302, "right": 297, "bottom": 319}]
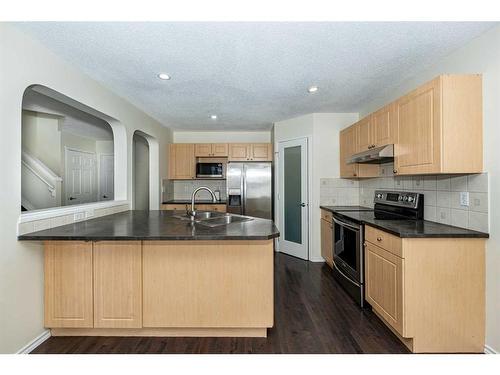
[
  {"left": 161, "top": 204, "right": 188, "bottom": 211},
  {"left": 196, "top": 204, "right": 227, "bottom": 212},
  {"left": 321, "top": 209, "right": 333, "bottom": 224},
  {"left": 365, "top": 225, "right": 403, "bottom": 258}
]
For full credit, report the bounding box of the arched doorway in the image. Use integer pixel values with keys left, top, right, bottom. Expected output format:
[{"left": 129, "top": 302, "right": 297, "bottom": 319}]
[{"left": 132, "top": 130, "right": 159, "bottom": 210}]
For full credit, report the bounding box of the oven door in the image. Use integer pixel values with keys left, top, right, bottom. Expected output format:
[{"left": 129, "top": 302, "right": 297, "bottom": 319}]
[{"left": 332, "top": 214, "right": 362, "bottom": 285}]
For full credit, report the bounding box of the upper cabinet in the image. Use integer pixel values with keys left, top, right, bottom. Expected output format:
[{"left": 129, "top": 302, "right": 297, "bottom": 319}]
[
  {"left": 228, "top": 143, "right": 273, "bottom": 162},
  {"left": 394, "top": 75, "right": 482, "bottom": 175},
  {"left": 356, "top": 116, "right": 373, "bottom": 153},
  {"left": 355, "top": 104, "right": 397, "bottom": 153},
  {"left": 339, "top": 74, "right": 483, "bottom": 177},
  {"left": 168, "top": 143, "right": 195, "bottom": 180},
  {"left": 372, "top": 102, "right": 398, "bottom": 148},
  {"left": 195, "top": 143, "right": 228, "bottom": 157},
  {"left": 340, "top": 126, "right": 379, "bottom": 178},
  {"left": 169, "top": 143, "right": 273, "bottom": 180}
]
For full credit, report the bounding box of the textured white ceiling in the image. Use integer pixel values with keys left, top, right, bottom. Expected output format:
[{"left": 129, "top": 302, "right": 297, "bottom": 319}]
[{"left": 15, "top": 22, "right": 497, "bottom": 131}]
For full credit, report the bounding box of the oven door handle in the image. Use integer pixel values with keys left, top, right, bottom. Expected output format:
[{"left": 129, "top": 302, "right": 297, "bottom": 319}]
[
  {"left": 332, "top": 258, "right": 361, "bottom": 288},
  {"left": 332, "top": 216, "right": 360, "bottom": 232}
]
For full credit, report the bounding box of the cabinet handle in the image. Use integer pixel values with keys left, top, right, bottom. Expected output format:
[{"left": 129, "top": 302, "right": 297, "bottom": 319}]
[
  {"left": 377, "top": 237, "right": 382, "bottom": 242},
  {"left": 393, "top": 169, "right": 398, "bottom": 174},
  {"left": 363, "top": 242, "right": 367, "bottom": 247},
  {"left": 353, "top": 173, "right": 357, "bottom": 177}
]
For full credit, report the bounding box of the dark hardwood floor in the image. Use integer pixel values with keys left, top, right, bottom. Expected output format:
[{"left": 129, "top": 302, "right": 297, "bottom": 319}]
[{"left": 32, "top": 253, "right": 409, "bottom": 354}]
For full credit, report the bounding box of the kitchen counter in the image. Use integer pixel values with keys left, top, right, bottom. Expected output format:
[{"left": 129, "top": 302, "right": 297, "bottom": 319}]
[
  {"left": 31, "top": 210, "right": 277, "bottom": 338},
  {"left": 320, "top": 206, "right": 489, "bottom": 238},
  {"left": 18, "top": 210, "right": 279, "bottom": 241}
]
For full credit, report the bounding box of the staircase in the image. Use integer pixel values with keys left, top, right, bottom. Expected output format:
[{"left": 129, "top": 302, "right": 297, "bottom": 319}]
[{"left": 21, "top": 150, "right": 63, "bottom": 211}]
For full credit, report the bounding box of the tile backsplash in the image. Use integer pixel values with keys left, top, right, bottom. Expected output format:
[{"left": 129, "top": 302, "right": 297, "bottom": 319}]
[
  {"left": 320, "top": 163, "right": 489, "bottom": 233},
  {"left": 167, "top": 180, "right": 227, "bottom": 201},
  {"left": 320, "top": 178, "right": 360, "bottom": 206}
]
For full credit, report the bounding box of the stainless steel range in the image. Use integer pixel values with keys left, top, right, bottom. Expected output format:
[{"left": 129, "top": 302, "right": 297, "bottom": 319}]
[{"left": 331, "top": 190, "right": 424, "bottom": 307}]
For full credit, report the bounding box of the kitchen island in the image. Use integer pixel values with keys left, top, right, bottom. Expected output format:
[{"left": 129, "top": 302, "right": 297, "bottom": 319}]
[{"left": 18, "top": 210, "right": 279, "bottom": 338}]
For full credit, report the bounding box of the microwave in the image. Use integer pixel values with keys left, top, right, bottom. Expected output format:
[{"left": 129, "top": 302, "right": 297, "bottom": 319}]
[{"left": 196, "top": 162, "right": 224, "bottom": 178}]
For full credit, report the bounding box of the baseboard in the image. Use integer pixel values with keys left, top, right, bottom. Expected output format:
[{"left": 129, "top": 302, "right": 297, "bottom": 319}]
[
  {"left": 17, "top": 329, "right": 51, "bottom": 354},
  {"left": 309, "top": 256, "right": 326, "bottom": 262},
  {"left": 484, "top": 344, "right": 498, "bottom": 354}
]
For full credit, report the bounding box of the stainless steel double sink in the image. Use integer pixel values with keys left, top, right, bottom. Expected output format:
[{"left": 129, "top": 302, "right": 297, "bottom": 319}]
[{"left": 172, "top": 211, "right": 253, "bottom": 227}]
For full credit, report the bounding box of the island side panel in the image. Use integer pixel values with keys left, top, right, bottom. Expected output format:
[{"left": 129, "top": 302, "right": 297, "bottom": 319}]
[
  {"left": 403, "top": 238, "right": 485, "bottom": 353},
  {"left": 142, "top": 240, "right": 274, "bottom": 329}
]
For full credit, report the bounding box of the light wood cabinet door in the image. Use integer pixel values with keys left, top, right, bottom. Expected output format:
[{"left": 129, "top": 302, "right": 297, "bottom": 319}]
[
  {"left": 168, "top": 144, "right": 195, "bottom": 179},
  {"left": 250, "top": 143, "right": 273, "bottom": 161},
  {"left": 44, "top": 241, "right": 93, "bottom": 328},
  {"left": 365, "top": 242, "right": 404, "bottom": 336},
  {"left": 356, "top": 116, "right": 373, "bottom": 153},
  {"left": 211, "top": 143, "right": 229, "bottom": 157},
  {"left": 395, "top": 78, "right": 441, "bottom": 175},
  {"left": 93, "top": 241, "right": 142, "bottom": 328},
  {"left": 194, "top": 143, "right": 212, "bottom": 157},
  {"left": 321, "top": 218, "right": 333, "bottom": 268},
  {"left": 372, "top": 103, "right": 397, "bottom": 148},
  {"left": 228, "top": 143, "right": 251, "bottom": 161},
  {"left": 339, "top": 126, "right": 358, "bottom": 178}
]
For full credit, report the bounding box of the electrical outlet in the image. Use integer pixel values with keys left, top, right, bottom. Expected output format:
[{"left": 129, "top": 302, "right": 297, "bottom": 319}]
[
  {"left": 460, "top": 192, "right": 470, "bottom": 207},
  {"left": 73, "top": 212, "right": 85, "bottom": 221}
]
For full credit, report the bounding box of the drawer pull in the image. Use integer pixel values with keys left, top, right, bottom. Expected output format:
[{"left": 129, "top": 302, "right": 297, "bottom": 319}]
[{"left": 377, "top": 237, "right": 382, "bottom": 241}]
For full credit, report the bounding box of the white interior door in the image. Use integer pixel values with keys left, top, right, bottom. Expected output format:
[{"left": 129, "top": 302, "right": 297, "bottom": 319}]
[
  {"left": 99, "top": 154, "right": 114, "bottom": 201},
  {"left": 278, "top": 138, "right": 309, "bottom": 260},
  {"left": 65, "top": 148, "right": 97, "bottom": 205}
]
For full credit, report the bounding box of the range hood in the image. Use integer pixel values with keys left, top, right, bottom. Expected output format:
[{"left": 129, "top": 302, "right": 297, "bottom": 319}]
[{"left": 348, "top": 144, "right": 394, "bottom": 164}]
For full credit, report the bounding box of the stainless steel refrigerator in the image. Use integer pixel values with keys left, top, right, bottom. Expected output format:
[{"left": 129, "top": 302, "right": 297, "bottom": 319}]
[{"left": 226, "top": 162, "right": 272, "bottom": 220}]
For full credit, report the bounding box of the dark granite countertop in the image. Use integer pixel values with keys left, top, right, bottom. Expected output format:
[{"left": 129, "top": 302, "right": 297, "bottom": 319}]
[
  {"left": 18, "top": 210, "right": 280, "bottom": 241},
  {"left": 320, "top": 206, "right": 489, "bottom": 239},
  {"left": 163, "top": 199, "right": 227, "bottom": 205}
]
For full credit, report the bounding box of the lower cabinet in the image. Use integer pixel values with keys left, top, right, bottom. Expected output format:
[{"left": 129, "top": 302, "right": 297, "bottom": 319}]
[
  {"left": 365, "top": 242, "right": 404, "bottom": 335},
  {"left": 161, "top": 204, "right": 227, "bottom": 212},
  {"left": 364, "top": 225, "right": 486, "bottom": 353},
  {"left": 320, "top": 215, "right": 333, "bottom": 268},
  {"left": 93, "top": 241, "right": 142, "bottom": 328},
  {"left": 44, "top": 241, "right": 93, "bottom": 328},
  {"left": 44, "top": 241, "right": 142, "bottom": 329}
]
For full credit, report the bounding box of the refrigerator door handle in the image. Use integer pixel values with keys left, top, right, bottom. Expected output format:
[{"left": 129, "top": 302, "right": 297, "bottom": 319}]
[{"left": 242, "top": 163, "right": 246, "bottom": 215}]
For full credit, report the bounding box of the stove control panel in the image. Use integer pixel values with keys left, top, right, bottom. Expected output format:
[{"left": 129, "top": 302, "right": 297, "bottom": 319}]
[{"left": 373, "top": 190, "right": 422, "bottom": 209}]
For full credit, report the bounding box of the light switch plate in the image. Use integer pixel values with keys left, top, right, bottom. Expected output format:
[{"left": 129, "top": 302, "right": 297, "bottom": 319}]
[{"left": 460, "top": 192, "right": 470, "bottom": 207}]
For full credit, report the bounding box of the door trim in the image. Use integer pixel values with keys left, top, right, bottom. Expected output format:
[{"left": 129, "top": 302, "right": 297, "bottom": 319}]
[{"left": 275, "top": 136, "right": 310, "bottom": 260}]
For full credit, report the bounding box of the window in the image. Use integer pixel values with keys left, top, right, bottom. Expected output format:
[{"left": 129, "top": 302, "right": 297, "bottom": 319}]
[{"left": 21, "top": 86, "right": 115, "bottom": 212}]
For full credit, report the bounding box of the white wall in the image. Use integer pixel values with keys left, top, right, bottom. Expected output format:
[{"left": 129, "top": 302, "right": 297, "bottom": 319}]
[
  {"left": 133, "top": 133, "right": 150, "bottom": 210},
  {"left": 357, "top": 25, "right": 500, "bottom": 353},
  {"left": 173, "top": 131, "right": 271, "bottom": 143},
  {"left": 0, "top": 24, "right": 173, "bottom": 353},
  {"left": 22, "top": 111, "right": 62, "bottom": 175},
  {"left": 273, "top": 113, "right": 358, "bottom": 261}
]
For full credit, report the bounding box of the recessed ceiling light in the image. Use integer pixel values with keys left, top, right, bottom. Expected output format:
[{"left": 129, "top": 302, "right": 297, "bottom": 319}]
[
  {"left": 308, "top": 86, "right": 319, "bottom": 93},
  {"left": 158, "top": 73, "right": 171, "bottom": 80},
  {"left": 210, "top": 115, "right": 217, "bottom": 120}
]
